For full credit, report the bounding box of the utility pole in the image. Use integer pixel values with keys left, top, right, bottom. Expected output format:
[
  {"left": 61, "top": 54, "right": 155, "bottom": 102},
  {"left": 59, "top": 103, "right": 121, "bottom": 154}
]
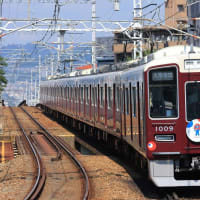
[
  {"left": 51, "top": 57, "right": 54, "bottom": 76},
  {"left": 30, "top": 69, "right": 33, "bottom": 106},
  {"left": 92, "top": 0, "right": 96, "bottom": 72},
  {"left": 133, "top": 0, "right": 143, "bottom": 59},
  {"left": 28, "top": 0, "right": 31, "bottom": 20},
  {"left": 38, "top": 55, "right": 41, "bottom": 103},
  {"left": 34, "top": 80, "right": 37, "bottom": 105},
  {"left": 25, "top": 80, "right": 28, "bottom": 102},
  {"left": 45, "top": 57, "right": 48, "bottom": 79}
]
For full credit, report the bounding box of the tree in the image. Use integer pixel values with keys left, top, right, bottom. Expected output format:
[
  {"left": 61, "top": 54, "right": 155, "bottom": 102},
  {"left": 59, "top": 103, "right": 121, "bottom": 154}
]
[{"left": 0, "top": 57, "right": 7, "bottom": 94}]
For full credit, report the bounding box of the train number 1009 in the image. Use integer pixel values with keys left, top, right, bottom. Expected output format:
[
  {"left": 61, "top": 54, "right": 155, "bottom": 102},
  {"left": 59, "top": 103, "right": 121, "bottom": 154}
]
[{"left": 155, "top": 126, "right": 174, "bottom": 132}]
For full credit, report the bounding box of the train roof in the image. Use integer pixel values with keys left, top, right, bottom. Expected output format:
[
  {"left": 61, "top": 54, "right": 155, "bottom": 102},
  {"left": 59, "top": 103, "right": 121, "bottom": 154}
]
[{"left": 42, "top": 45, "right": 200, "bottom": 85}]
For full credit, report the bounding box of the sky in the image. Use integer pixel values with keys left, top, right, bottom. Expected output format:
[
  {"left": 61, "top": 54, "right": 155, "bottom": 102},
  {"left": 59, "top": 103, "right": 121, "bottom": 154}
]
[
  {"left": 0, "top": 0, "right": 165, "bottom": 45},
  {"left": 1, "top": 0, "right": 165, "bottom": 106}
]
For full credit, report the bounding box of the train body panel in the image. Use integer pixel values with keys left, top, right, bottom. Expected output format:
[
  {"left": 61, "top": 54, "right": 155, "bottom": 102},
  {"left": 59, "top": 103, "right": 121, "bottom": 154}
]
[{"left": 40, "top": 45, "right": 200, "bottom": 187}]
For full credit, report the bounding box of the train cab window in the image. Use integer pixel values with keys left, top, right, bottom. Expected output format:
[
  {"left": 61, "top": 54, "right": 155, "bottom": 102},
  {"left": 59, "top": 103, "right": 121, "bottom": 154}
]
[
  {"left": 131, "top": 87, "right": 136, "bottom": 117},
  {"left": 125, "top": 88, "right": 129, "bottom": 115},
  {"left": 149, "top": 67, "right": 178, "bottom": 118},
  {"left": 186, "top": 82, "right": 200, "bottom": 121}
]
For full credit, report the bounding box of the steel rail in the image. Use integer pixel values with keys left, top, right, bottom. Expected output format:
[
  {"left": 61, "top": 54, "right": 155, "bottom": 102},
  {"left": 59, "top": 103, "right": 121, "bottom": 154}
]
[
  {"left": 21, "top": 106, "right": 90, "bottom": 200},
  {"left": 9, "top": 107, "right": 46, "bottom": 200}
]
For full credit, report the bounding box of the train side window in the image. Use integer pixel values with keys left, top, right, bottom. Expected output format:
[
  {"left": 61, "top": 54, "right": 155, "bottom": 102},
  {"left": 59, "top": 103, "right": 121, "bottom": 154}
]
[
  {"left": 85, "top": 86, "right": 89, "bottom": 105},
  {"left": 61, "top": 87, "right": 63, "bottom": 98},
  {"left": 80, "top": 87, "right": 83, "bottom": 103},
  {"left": 94, "top": 86, "right": 97, "bottom": 106},
  {"left": 91, "top": 87, "right": 94, "bottom": 106},
  {"left": 74, "top": 87, "right": 76, "bottom": 103},
  {"left": 132, "top": 87, "right": 136, "bottom": 117},
  {"left": 186, "top": 82, "right": 200, "bottom": 121},
  {"left": 100, "top": 87, "right": 104, "bottom": 107},
  {"left": 65, "top": 87, "right": 67, "bottom": 99},
  {"left": 125, "top": 87, "right": 129, "bottom": 115},
  {"left": 70, "top": 87, "right": 73, "bottom": 101},
  {"left": 76, "top": 87, "right": 78, "bottom": 103},
  {"left": 108, "top": 87, "right": 113, "bottom": 109},
  {"left": 72, "top": 87, "right": 75, "bottom": 102},
  {"left": 116, "top": 86, "right": 120, "bottom": 111},
  {"left": 68, "top": 87, "right": 70, "bottom": 100}
]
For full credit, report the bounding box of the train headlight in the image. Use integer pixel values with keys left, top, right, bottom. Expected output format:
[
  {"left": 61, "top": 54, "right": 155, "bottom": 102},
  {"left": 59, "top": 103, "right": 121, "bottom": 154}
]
[{"left": 155, "top": 134, "right": 175, "bottom": 142}]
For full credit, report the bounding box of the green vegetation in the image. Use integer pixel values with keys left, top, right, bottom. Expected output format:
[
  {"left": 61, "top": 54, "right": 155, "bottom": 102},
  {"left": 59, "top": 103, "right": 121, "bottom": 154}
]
[{"left": 0, "top": 57, "right": 7, "bottom": 94}]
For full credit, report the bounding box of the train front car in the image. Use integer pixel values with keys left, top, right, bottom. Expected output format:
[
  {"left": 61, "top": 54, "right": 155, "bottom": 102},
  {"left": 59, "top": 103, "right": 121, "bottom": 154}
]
[{"left": 145, "top": 45, "right": 200, "bottom": 187}]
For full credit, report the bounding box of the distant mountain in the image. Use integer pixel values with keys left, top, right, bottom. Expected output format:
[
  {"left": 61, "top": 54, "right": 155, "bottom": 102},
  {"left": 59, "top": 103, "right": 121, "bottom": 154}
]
[{"left": 1, "top": 42, "right": 92, "bottom": 106}]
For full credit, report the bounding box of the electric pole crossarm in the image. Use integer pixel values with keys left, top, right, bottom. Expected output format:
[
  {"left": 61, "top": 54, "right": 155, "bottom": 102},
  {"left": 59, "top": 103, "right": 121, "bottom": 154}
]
[{"left": 0, "top": 18, "right": 135, "bottom": 35}]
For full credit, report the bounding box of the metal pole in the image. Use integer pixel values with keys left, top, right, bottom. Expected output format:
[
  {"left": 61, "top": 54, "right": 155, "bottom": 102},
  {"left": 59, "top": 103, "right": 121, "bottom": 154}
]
[
  {"left": 45, "top": 56, "right": 48, "bottom": 79},
  {"left": 92, "top": 0, "right": 96, "bottom": 72},
  {"left": 51, "top": 57, "right": 54, "bottom": 76},
  {"left": 30, "top": 69, "right": 32, "bottom": 106},
  {"left": 35, "top": 80, "right": 37, "bottom": 105},
  {"left": 38, "top": 55, "right": 41, "bottom": 102},
  {"left": 133, "top": 0, "right": 143, "bottom": 59},
  {"left": 26, "top": 80, "right": 28, "bottom": 102}
]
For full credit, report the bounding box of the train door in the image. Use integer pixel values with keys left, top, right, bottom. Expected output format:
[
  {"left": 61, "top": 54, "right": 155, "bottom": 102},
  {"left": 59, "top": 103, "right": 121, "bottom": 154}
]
[
  {"left": 80, "top": 86, "right": 84, "bottom": 118},
  {"left": 125, "top": 84, "right": 131, "bottom": 137},
  {"left": 66, "top": 87, "right": 69, "bottom": 113},
  {"left": 97, "top": 84, "right": 100, "bottom": 123},
  {"left": 113, "top": 84, "right": 116, "bottom": 130},
  {"left": 115, "top": 84, "right": 121, "bottom": 134},
  {"left": 105, "top": 83, "right": 108, "bottom": 126},
  {"left": 91, "top": 86, "right": 95, "bottom": 124},
  {"left": 94, "top": 85, "right": 98, "bottom": 124},
  {"left": 137, "top": 81, "right": 142, "bottom": 147},
  {"left": 99, "top": 85, "right": 104, "bottom": 125},
  {"left": 65, "top": 86, "right": 67, "bottom": 113},
  {"left": 89, "top": 85, "right": 92, "bottom": 121},
  {"left": 78, "top": 86, "right": 81, "bottom": 117},
  {"left": 107, "top": 85, "right": 113, "bottom": 129},
  {"left": 75, "top": 86, "right": 78, "bottom": 116},
  {"left": 121, "top": 84, "right": 126, "bottom": 137},
  {"left": 84, "top": 85, "right": 86, "bottom": 118}
]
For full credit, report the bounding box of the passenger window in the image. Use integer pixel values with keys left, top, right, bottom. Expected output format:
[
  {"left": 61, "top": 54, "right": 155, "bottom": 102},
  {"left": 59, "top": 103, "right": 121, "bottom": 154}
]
[
  {"left": 100, "top": 87, "right": 104, "bottom": 107},
  {"left": 92, "top": 87, "right": 94, "bottom": 106},
  {"left": 85, "top": 87, "right": 89, "bottom": 104},
  {"left": 108, "top": 87, "right": 112, "bottom": 109},
  {"left": 125, "top": 88, "right": 129, "bottom": 115},
  {"left": 116, "top": 86, "right": 120, "bottom": 111},
  {"left": 81, "top": 87, "right": 84, "bottom": 103},
  {"left": 94, "top": 87, "right": 97, "bottom": 106},
  {"left": 132, "top": 87, "right": 136, "bottom": 117}
]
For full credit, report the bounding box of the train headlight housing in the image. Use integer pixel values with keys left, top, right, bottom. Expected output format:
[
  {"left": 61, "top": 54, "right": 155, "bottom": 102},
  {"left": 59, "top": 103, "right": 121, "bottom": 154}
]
[{"left": 155, "top": 134, "right": 175, "bottom": 142}]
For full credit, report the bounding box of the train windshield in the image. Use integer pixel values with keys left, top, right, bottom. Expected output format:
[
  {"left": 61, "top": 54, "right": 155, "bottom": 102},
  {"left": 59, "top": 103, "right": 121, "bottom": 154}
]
[
  {"left": 149, "top": 67, "right": 178, "bottom": 118},
  {"left": 186, "top": 82, "right": 200, "bottom": 121}
]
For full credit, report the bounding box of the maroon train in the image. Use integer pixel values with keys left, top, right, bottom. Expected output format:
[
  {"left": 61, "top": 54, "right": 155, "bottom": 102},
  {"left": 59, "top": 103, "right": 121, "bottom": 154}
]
[{"left": 40, "top": 45, "right": 200, "bottom": 187}]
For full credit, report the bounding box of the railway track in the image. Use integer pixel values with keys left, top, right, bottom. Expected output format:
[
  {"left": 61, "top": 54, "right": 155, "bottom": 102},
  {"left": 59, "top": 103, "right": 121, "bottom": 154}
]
[
  {"left": 10, "top": 107, "right": 46, "bottom": 200},
  {"left": 10, "top": 106, "right": 90, "bottom": 200}
]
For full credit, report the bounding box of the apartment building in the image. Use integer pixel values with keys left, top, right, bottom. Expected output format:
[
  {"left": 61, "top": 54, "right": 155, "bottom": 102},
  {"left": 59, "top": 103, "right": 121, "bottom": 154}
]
[{"left": 113, "top": 0, "right": 188, "bottom": 62}]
